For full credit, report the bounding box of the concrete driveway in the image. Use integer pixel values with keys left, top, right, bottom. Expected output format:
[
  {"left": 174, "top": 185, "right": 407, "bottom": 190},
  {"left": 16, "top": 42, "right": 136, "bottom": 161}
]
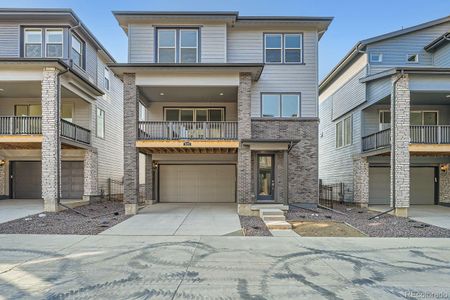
[
  {"left": 0, "top": 235, "right": 449, "bottom": 299},
  {"left": 101, "top": 203, "right": 242, "bottom": 236},
  {"left": 0, "top": 199, "right": 43, "bottom": 224}
]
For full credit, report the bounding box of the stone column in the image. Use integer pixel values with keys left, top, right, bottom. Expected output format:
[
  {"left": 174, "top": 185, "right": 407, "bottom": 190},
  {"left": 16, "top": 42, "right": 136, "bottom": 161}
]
[
  {"left": 353, "top": 156, "right": 369, "bottom": 207},
  {"left": 123, "top": 73, "right": 139, "bottom": 215},
  {"left": 440, "top": 164, "right": 450, "bottom": 204},
  {"left": 0, "top": 160, "right": 6, "bottom": 198},
  {"left": 145, "top": 154, "right": 154, "bottom": 204},
  {"left": 391, "top": 74, "right": 410, "bottom": 217},
  {"left": 237, "top": 73, "right": 252, "bottom": 215},
  {"left": 83, "top": 148, "right": 98, "bottom": 201},
  {"left": 41, "top": 67, "right": 61, "bottom": 212}
]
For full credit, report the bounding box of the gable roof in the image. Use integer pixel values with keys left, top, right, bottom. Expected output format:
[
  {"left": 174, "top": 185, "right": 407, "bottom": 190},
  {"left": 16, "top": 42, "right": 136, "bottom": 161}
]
[{"left": 320, "top": 14, "right": 450, "bottom": 93}]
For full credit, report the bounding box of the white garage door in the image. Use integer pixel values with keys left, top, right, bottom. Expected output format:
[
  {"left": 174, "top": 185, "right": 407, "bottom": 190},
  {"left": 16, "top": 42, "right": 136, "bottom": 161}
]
[
  {"left": 369, "top": 167, "right": 436, "bottom": 205},
  {"left": 159, "top": 164, "right": 236, "bottom": 203}
]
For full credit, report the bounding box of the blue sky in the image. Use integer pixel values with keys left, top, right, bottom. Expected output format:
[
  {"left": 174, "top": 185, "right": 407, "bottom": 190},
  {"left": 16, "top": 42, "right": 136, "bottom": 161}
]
[{"left": 2, "top": 0, "right": 450, "bottom": 79}]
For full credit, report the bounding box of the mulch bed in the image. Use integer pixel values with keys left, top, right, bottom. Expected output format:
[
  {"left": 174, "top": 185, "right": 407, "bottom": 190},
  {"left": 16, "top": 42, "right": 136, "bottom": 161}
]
[
  {"left": 0, "top": 201, "right": 130, "bottom": 235},
  {"left": 287, "top": 204, "right": 450, "bottom": 238},
  {"left": 239, "top": 216, "right": 272, "bottom": 236}
]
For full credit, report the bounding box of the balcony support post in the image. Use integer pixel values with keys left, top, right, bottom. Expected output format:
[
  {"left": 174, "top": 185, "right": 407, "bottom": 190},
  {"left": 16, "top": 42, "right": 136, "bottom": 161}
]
[
  {"left": 390, "top": 74, "right": 410, "bottom": 217},
  {"left": 145, "top": 154, "right": 155, "bottom": 204},
  {"left": 83, "top": 148, "right": 98, "bottom": 202},
  {"left": 353, "top": 156, "right": 369, "bottom": 207},
  {"left": 0, "top": 159, "right": 6, "bottom": 198},
  {"left": 41, "top": 67, "right": 61, "bottom": 212}
]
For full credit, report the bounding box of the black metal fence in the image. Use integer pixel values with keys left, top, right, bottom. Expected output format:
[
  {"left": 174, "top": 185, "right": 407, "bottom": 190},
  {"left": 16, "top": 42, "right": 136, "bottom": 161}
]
[
  {"left": 107, "top": 178, "right": 124, "bottom": 201},
  {"left": 319, "top": 181, "right": 345, "bottom": 209}
]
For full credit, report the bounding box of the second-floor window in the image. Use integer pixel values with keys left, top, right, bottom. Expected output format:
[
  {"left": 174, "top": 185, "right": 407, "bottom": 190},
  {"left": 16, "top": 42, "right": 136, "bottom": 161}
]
[
  {"left": 23, "top": 28, "right": 63, "bottom": 58},
  {"left": 264, "top": 33, "right": 303, "bottom": 64},
  {"left": 370, "top": 53, "right": 383, "bottom": 63},
  {"left": 96, "top": 107, "right": 105, "bottom": 138},
  {"left": 45, "top": 29, "right": 63, "bottom": 58},
  {"left": 24, "top": 29, "right": 43, "bottom": 58},
  {"left": 104, "top": 68, "right": 110, "bottom": 91},
  {"left": 336, "top": 115, "right": 352, "bottom": 148},
  {"left": 157, "top": 28, "right": 199, "bottom": 63},
  {"left": 71, "top": 34, "right": 84, "bottom": 69},
  {"left": 261, "top": 93, "right": 300, "bottom": 118}
]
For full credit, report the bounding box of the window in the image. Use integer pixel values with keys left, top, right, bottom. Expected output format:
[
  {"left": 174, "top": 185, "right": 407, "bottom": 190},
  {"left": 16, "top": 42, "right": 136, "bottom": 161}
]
[
  {"left": 370, "top": 53, "right": 383, "bottom": 63},
  {"left": 15, "top": 104, "right": 42, "bottom": 116},
  {"left": 61, "top": 104, "right": 73, "bottom": 122},
  {"left": 139, "top": 103, "right": 147, "bottom": 121},
  {"left": 406, "top": 53, "right": 419, "bottom": 63},
  {"left": 24, "top": 29, "right": 43, "bottom": 58},
  {"left": 104, "top": 68, "right": 110, "bottom": 91},
  {"left": 379, "top": 110, "right": 391, "bottom": 130},
  {"left": 410, "top": 111, "right": 438, "bottom": 125},
  {"left": 157, "top": 28, "right": 199, "bottom": 63},
  {"left": 96, "top": 108, "right": 105, "bottom": 138},
  {"left": 336, "top": 115, "right": 352, "bottom": 148},
  {"left": 45, "top": 29, "right": 63, "bottom": 58},
  {"left": 264, "top": 33, "right": 302, "bottom": 63},
  {"left": 164, "top": 108, "right": 224, "bottom": 121},
  {"left": 261, "top": 93, "right": 300, "bottom": 118},
  {"left": 71, "top": 34, "right": 84, "bottom": 68}
]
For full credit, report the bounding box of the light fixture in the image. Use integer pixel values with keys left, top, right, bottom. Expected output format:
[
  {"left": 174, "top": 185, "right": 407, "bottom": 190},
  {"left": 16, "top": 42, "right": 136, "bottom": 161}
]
[
  {"left": 219, "top": 92, "right": 224, "bottom": 96},
  {"left": 446, "top": 95, "right": 450, "bottom": 98},
  {"left": 0, "top": 88, "right": 4, "bottom": 92},
  {"left": 159, "top": 92, "right": 165, "bottom": 96},
  {"left": 0, "top": 160, "right": 5, "bottom": 166},
  {"left": 441, "top": 163, "right": 449, "bottom": 173}
]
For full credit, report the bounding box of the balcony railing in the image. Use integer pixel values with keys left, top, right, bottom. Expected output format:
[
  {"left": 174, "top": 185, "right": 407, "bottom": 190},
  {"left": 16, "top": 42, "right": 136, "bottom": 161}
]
[
  {"left": 138, "top": 121, "right": 238, "bottom": 140},
  {"left": 0, "top": 116, "right": 90, "bottom": 145},
  {"left": 362, "top": 125, "right": 450, "bottom": 152},
  {"left": 61, "top": 119, "right": 91, "bottom": 144}
]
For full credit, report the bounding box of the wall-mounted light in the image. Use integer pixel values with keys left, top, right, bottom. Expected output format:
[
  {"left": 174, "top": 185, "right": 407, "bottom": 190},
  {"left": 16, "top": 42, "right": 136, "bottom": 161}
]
[
  {"left": 0, "top": 160, "right": 5, "bottom": 166},
  {"left": 441, "top": 163, "right": 449, "bottom": 173},
  {"left": 0, "top": 88, "right": 4, "bottom": 92},
  {"left": 159, "top": 92, "right": 165, "bottom": 96},
  {"left": 219, "top": 92, "right": 224, "bottom": 96}
]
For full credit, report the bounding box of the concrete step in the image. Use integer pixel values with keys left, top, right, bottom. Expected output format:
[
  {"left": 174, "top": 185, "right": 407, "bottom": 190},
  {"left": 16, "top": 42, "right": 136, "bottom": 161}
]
[
  {"left": 263, "top": 215, "right": 286, "bottom": 222},
  {"left": 251, "top": 204, "right": 289, "bottom": 211},
  {"left": 259, "top": 209, "right": 284, "bottom": 218},
  {"left": 265, "top": 221, "right": 292, "bottom": 230}
]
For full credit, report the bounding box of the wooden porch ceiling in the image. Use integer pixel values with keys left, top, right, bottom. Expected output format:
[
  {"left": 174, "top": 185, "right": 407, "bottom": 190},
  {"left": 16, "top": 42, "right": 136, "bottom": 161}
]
[
  {"left": 136, "top": 140, "right": 239, "bottom": 154},
  {"left": 0, "top": 135, "right": 88, "bottom": 150}
]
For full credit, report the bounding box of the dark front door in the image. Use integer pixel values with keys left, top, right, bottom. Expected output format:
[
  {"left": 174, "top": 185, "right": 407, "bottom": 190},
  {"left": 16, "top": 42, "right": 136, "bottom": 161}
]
[{"left": 257, "top": 154, "right": 275, "bottom": 201}]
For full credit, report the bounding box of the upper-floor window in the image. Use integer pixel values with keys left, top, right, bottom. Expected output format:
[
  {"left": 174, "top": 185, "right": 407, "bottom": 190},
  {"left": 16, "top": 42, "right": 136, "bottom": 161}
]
[
  {"left": 24, "top": 29, "right": 43, "bottom": 58},
  {"left": 71, "top": 34, "right": 84, "bottom": 69},
  {"left": 23, "top": 28, "right": 63, "bottom": 58},
  {"left": 336, "top": 115, "right": 352, "bottom": 148},
  {"left": 45, "top": 29, "right": 63, "bottom": 58},
  {"left": 164, "top": 107, "right": 224, "bottom": 121},
  {"left": 157, "top": 28, "right": 199, "bottom": 63},
  {"left": 104, "top": 67, "right": 110, "bottom": 91},
  {"left": 406, "top": 53, "right": 419, "bottom": 63},
  {"left": 370, "top": 53, "right": 383, "bottom": 63},
  {"left": 264, "top": 33, "right": 303, "bottom": 64},
  {"left": 96, "top": 107, "right": 105, "bottom": 138},
  {"left": 261, "top": 93, "right": 300, "bottom": 118}
]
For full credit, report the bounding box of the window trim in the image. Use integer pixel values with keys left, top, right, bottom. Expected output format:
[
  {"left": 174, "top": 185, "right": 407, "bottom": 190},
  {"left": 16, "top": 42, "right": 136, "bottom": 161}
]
[
  {"left": 44, "top": 28, "right": 64, "bottom": 58},
  {"left": 336, "top": 115, "right": 353, "bottom": 149},
  {"left": 179, "top": 29, "right": 199, "bottom": 63},
  {"left": 260, "top": 92, "right": 301, "bottom": 118},
  {"left": 104, "top": 67, "right": 110, "bottom": 91},
  {"left": 370, "top": 52, "right": 383, "bottom": 63},
  {"left": 410, "top": 110, "right": 439, "bottom": 125},
  {"left": 156, "top": 27, "right": 200, "bottom": 63},
  {"left": 406, "top": 53, "right": 419, "bottom": 63},
  {"left": 96, "top": 107, "right": 105, "bottom": 139},
  {"left": 23, "top": 28, "right": 43, "bottom": 58},
  {"left": 378, "top": 110, "right": 391, "bottom": 130},
  {"left": 71, "top": 33, "right": 85, "bottom": 70},
  {"left": 163, "top": 107, "right": 226, "bottom": 121},
  {"left": 263, "top": 33, "right": 304, "bottom": 64}
]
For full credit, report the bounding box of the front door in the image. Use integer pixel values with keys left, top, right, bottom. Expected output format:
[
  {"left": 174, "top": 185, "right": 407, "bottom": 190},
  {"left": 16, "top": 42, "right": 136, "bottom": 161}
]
[{"left": 257, "top": 154, "right": 275, "bottom": 201}]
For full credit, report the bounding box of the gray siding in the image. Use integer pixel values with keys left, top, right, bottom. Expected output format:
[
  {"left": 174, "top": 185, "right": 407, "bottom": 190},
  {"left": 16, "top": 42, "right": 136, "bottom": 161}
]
[
  {"left": 201, "top": 24, "right": 226, "bottom": 63},
  {"left": 366, "top": 77, "right": 391, "bottom": 104},
  {"left": 367, "top": 22, "right": 450, "bottom": 74},
  {"left": 0, "top": 23, "right": 19, "bottom": 57},
  {"left": 128, "top": 24, "right": 154, "bottom": 63},
  {"left": 434, "top": 43, "right": 450, "bottom": 67},
  {"left": 331, "top": 68, "right": 366, "bottom": 120},
  {"left": 227, "top": 28, "right": 262, "bottom": 63}
]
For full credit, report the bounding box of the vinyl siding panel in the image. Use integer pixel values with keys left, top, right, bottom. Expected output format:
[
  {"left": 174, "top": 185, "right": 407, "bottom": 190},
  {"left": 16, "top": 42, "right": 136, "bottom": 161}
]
[
  {"left": 201, "top": 24, "right": 226, "bottom": 63},
  {"left": 331, "top": 68, "right": 366, "bottom": 120},
  {"left": 434, "top": 43, "right": 450, "bottom": 67},
  {"left": 227, "top": 28, "right": 262, "bottom": 63},
  {"left": 129, "top": 24, "right": 154, "bottom": 63},
  {"left": 367, "top": 22, "right": 450, "bottom": 73},
  {"left": 366, "top": 77, "right": 391, "bottom": 104},
  {"left": 0, "top": 23, "right": 19, "bottom": 57}
]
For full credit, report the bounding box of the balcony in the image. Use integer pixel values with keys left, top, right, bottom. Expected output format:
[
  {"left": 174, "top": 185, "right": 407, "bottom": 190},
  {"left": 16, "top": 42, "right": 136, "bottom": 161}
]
[
  {"left": 362, "top": 125, "right": 450, "bottom": 152},
  {"left": 0, "top": 116, "right": 91, "bottom": 145},
  {"left": 138, "top": 121, "right": 238, "bottom": 140}
]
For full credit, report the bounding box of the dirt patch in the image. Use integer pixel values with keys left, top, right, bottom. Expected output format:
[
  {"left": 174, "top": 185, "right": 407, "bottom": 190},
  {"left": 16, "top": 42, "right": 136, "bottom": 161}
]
[
  {"left": 0, "top": 201, "right": 130, "bottom": 235},
  {"left": 290, "top": 221, "right": 366, "bottom": 237},
  {"left": 287, "top": 204, "right": 450, "bottom": 238},
  {"left": 239, "top": 216, "right": 272, "bottom": 236}
]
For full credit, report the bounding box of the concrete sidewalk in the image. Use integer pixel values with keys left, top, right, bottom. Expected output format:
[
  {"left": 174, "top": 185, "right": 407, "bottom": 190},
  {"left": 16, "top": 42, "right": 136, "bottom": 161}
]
[
  {"left": 0, "top": 199, "right": 43, "bottom": 224},
  {"left": 100, "top": 203, "right": 242, "bottom": 236},
  {"left": 0, "top": 234, "right": 449, "bottom": 299}
]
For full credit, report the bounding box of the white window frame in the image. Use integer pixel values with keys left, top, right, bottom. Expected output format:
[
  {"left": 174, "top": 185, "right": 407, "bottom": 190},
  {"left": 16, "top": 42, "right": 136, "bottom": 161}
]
[
  {"left": 157, "top": 29, "right": 177, "bottom": 63},
  {"left": 163, "top": 107, "right": 224, "bottom": 121},
  {"left": 378, "top": 110, "right": 391, "bottom": 130},
  {"left": 24, "top": 28, "right": 43, "bottom": 58},
  {"left": 410, "top": 110, "right": 439, "bottom": 125},
  {"left": 264, "top": 34, "right": 282, "bottom": 63},
  {"left": 104, "top": 67, "right": 110, "bottom": 91},
  {"left": 370, "top": 52, "right": 383, "bottom": 63},
  {"left": 71, "top": 34, "right": 84, "bottom": 68},
  {"left": 179, "top": 29, "right": 199, "bottom": 63},
  {"left": 96, "top": 107, "right": 105, "bottom": 139},
  {"left": 406, "top": 53, "right": 419, "bottom": 63},
  {"left": 261, "top": 93, "right": 301, "bottom": 118},
  {"left": 336, "top": 115, "right": 352, "bottom": 148},
  {"left": 283, "top": 34, "right": 302, "bottom": 64},
  {"left": 45, "top": 28, "right": 63, "bottom": 58}
]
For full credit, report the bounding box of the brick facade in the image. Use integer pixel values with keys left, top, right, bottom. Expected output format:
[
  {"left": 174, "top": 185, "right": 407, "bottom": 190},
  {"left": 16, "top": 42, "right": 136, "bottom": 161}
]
[
  {"left": 353, "top": 156, "right": 369, "bottom": 207},
  {"left": 145, "top": 154, "right": 154, "bottom": 203},
  {"left": 41, "top": 67, "right": 61, "bottom": 212},
  {"left": 83, "top": 148, "right": 99, "bottom": 199},
  {"left": 440, "top": 165, "right": 450, "bottom": 204},
  {"left": 390, "top": 75, "right": 410, "bottom": 210},
  {"left": 123, "top": 73, "right": 139, "bottom": 215},
  {"left": 0, "top": 162, "right": 5, "bottom": 198}
]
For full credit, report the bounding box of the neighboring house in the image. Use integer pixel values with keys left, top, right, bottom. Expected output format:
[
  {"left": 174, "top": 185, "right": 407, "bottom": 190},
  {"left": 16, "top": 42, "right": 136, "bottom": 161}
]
[
  {"left": 110, "top": 11, "right": 332, "bottom": 215},
  {"left": 319, "top": 15, "right": 450, "bottom": 216},
  {"left": 0, "top": 9, "right": 123, "bottom": 211}
]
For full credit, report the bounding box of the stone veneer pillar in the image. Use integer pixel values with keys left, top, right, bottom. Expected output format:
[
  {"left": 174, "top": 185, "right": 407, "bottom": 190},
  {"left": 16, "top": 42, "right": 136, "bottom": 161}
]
[
  {"left": 237, "top": 73, "right": 252, "bottom": 215},
  {"left": 145, "top": 154, "right": 154, "bottom": 204},
  {"left": 41, "top": 67, "right": 61, "bottom": 212},
  {"left": 391, "top": 74, "right": 410, "bottom": 217},
  {"left": 123, "top": 73, "right": 139, "bottom": 215},
  {"left": 0, "top": 161, "right": 6, "bottom": 198},
  {"left": 83, "top": 148, "right": 98, "bottom": 201},
  {"left": 440, "top": 164, "right": 450, "bottom": 204},
  {"left": 353, "top": 156, "right": 369, "bottom": 207}
]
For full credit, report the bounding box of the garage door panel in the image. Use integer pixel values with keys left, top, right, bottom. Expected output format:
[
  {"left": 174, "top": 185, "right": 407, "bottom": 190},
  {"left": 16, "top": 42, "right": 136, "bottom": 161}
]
[
  {"left": 410, "top": 168, "right": 435, "bottom": 205},
  {"left": 160, "top": 164, "right": 236, "bottom": 203},
  {"left": 13, "top": 162, "right": 42, "bottom": 199}
]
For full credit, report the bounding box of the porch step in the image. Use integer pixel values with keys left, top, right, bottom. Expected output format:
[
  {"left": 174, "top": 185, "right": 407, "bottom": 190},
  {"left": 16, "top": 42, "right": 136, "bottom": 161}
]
[
  {"left": 265, "top": 220, "right": 292, "bottom": 230},
  {"left": 259, "top": 208, "right": 292, "bottom": 230},
  {"left": 262, "top": 215, "right": 286, "bottom": 222},
  {"left": 259, "top": 209, "right": 284, "bottom": 218},
  {"left": 251, "top": 204, "right": 289, "bottom": 211}
]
